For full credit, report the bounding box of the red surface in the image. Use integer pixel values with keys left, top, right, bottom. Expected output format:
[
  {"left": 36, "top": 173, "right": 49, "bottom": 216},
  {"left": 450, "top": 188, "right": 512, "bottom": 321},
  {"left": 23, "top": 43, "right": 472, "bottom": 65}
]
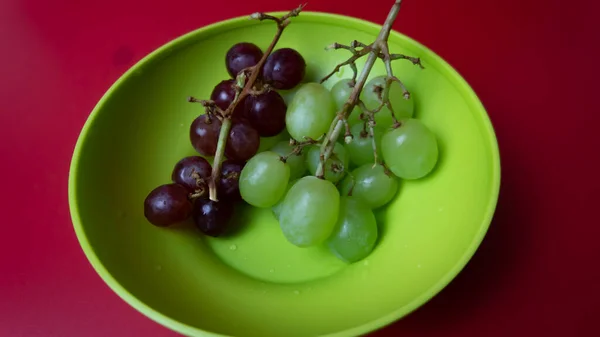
[{"left": 1, "top": 0, "right": 598, "bottom": 336}]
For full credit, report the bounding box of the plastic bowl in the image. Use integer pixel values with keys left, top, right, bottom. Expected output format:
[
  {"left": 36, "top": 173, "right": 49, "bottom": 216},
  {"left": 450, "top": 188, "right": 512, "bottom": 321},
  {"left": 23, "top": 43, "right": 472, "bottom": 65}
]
[{"left": 68, "top": 10, "right": 500, "bottom": 337}]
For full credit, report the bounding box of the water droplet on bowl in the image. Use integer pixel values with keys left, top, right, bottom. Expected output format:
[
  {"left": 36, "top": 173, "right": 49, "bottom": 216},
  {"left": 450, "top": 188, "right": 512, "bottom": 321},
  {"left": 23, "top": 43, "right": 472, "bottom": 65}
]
[
  {"left": 155, "top": 265, "right": 162, "bottom": 271},
  {"left": 363, "top": 260, "right": 370, "bottom": 266},
  {"left": 417, "top": 264, "right": 422, "bottom": 269},
  {"left": 293, "top": 290, "right": 300, "bottom": 295},
  {"left": 229, "top": 244, "right": 237, "bottom": 251},
  {"left": 269, "top": 269, "right": 274, "bottom": 273}
]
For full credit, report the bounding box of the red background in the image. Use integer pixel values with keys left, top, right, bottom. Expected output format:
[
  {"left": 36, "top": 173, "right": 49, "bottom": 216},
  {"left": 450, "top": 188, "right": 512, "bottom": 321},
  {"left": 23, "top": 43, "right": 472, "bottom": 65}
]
[{"left": 1, "top": 0, "right": 597, "bottom": 336}]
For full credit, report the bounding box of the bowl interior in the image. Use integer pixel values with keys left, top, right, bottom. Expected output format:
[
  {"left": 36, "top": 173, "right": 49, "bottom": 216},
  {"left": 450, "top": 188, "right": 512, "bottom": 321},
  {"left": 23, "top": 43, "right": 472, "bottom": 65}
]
[{"left": 69, "top": 12, "right": 500, "bottom": 337}]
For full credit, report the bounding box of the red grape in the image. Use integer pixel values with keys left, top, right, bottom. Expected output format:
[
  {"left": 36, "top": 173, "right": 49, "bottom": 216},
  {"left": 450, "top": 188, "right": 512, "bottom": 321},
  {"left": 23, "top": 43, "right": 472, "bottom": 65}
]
[
  {"left": 210, "top": 79, "right": 236, "bottom": 111},
  {"left": 192, "top": 198, "right": 234, "bottom": 237},
  {"left": 210, "top": 79, "right": 246, "bottom": 118},
  {"left": 144, "top": 184, "right": 192, "bottom": 227},
  {"left": 245, "top": 90, "right": 287, "bottom": 137},
  {"left": 190, "top": 114, "right": 222, "bottom": 156},
  {"left": 217, "top": 160, "right": 245, "bottom": 201},
  {"left": 225, "top": 42, "right": 263, "bottom": 79},
  {"left": 225, "top": 120, "right": 260, "bottom": 161},
  {"left": 171, "top": 156, "right": 211, "bottom": 193},
  {"left": 262, "top": 48, "right": 306, "bottom": 90}
]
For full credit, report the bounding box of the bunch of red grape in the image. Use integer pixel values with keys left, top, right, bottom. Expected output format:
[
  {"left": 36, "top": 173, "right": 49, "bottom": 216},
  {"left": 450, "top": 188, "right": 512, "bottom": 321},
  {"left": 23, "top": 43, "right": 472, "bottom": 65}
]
[{"left": 143, "top": 42, "right": 307, "bottom": 237}]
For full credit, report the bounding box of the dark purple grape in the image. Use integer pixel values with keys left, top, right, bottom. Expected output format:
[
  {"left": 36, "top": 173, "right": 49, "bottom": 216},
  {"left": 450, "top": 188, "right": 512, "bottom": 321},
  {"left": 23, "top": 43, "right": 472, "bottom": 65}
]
[
  {"left": 190, "top": 114, "right": 222, "bottom": 156},
  {"left": 225, "top": 121, "right": 260, "bottom": 161},
  {"left": 262, "top": 48, "right": 306, "bottom": 90},
  {"left": 171, "top": 156, "right": 212, "bottom": 193},
  {"left": 210, "top": 79, "right": 248, "bottom": 118},
  {"left": 218, "top": 160, "right": 245, "bottom": 201},
  {"left": 144, "top": 184, "right": 192, "bottom": 227},
  {"left": 225, "top": 42, "right": 263, "bottom": 79},
  {"left": 210, "top": 79, "right": 236, "bottom": 111},
  {"left": 245, "top": 90, "right": 287, "bottom": 137},
  {"left": 192, "top": 198, "right": 234, "bottom": 237}
]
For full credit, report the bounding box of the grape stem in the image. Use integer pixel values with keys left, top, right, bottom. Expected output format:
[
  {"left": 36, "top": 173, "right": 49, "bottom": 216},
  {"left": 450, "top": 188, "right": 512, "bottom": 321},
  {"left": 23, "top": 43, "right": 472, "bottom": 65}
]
[
  {"left": 201, "top": 4, "right": 305, "bottom": 202},
  {"left": 357, "top": 100, "right": 385, "bottom": 167},
  {"left": 281, "top": 137, "right": 319, "bottom": 162},
  {"left": 187, "top": 97, "right": 223, "bottom": 119},
  {"left": 316, "top": 0, "right": 424, "bottom": 178}
]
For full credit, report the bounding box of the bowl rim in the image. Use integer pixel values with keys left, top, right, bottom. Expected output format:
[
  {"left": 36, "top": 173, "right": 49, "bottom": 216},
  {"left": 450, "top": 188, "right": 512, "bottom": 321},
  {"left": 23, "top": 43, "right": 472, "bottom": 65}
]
[{"left": 68, "top": 9, "right": 501, "bottom": 337}]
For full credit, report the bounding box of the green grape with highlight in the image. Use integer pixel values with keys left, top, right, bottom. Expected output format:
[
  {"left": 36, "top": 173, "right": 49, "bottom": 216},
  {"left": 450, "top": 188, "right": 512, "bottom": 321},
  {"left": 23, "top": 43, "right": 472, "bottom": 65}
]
[
  {"left": 327, "top": 196, "right": 378, "bottom": 263},
  {"left": 278, "top": 176, "right": 340, "bottom": 247},
  {"left": 285, "top": 82, "right": 337, "bottom": 141},
  {"left": 239, "top": 151, "right": 290, "bottom": 208},
  {"left": 381, "top": 118, "right": 439, "bottom": 180},
  {"left": 347, "top": 164, "right": 399, "bottom": 209}
]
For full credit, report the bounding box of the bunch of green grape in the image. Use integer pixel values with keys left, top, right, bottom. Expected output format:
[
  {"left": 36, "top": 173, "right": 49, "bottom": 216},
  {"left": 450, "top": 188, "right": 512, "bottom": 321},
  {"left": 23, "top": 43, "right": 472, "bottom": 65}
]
[{"left": 239, "top": 75, "right": 439, "bottom": 263}]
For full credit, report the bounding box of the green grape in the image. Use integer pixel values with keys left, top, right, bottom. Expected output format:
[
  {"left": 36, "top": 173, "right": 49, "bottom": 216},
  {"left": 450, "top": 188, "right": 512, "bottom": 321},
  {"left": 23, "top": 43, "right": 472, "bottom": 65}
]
[
  {"left": 331, "top": 79, "right": 362, "bottom": 125},
  {"left": 305, "top": 143, "right": 349, "bottom": 183},
  {"left": 285, "top": 82, "right": 336, "bottom": 141},
  {"left": 327, "top": 196, "right": 378, "bottom": 263},
  {"left": 338, "top": 172, "right": 355, "bottom": 196},
  {"left": 348, "top": 164, "right": 399, "bottom": 209},
  {"left": 239, "top": 151, "right": 290, "bottom": 208},
  {"left": 269, "top": 140, "right": 307, "bottom": 180},
  {"left": 278, "top": 176, "right": 340, "bottom": 247},
  {"left": 344, "top": 122, "right": 385, "bottom": 167},
  {"left": 381, "top": 118, "right": 439, "bottom": 180},
  {"left": 360, "top": 75, "right": 414, "bottom": 128},
  {"left": 271, "top": 179, "right": 298, "bottom": 221}
]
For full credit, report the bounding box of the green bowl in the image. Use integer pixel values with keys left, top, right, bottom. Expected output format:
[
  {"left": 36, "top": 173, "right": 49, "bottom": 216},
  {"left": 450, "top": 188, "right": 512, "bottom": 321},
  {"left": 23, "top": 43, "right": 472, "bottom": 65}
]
[{"left": 68, "top": 10, "right": 500, "bottom": 337}]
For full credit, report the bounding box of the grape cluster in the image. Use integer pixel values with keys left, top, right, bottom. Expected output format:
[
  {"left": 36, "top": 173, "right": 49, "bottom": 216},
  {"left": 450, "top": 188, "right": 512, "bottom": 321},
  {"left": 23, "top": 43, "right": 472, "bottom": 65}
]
[
  {"left": 239, "top": 75, "right": 439, "bottom": 263},
  {"left": 143, "top": 41, "right": 306, "bottom": 237},
  {"left": 144, "top": 37, "right": 439, "bottom": 265},
  {"left": 144, "top": 154, "right": 244, "bottom": 236}
]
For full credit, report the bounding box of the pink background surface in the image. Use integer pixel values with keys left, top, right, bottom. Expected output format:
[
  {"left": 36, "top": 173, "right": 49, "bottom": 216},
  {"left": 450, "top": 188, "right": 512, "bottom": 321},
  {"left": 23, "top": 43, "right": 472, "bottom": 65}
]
[{"left": 1, "top": 0, "right": 598, "bottom": 336}]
